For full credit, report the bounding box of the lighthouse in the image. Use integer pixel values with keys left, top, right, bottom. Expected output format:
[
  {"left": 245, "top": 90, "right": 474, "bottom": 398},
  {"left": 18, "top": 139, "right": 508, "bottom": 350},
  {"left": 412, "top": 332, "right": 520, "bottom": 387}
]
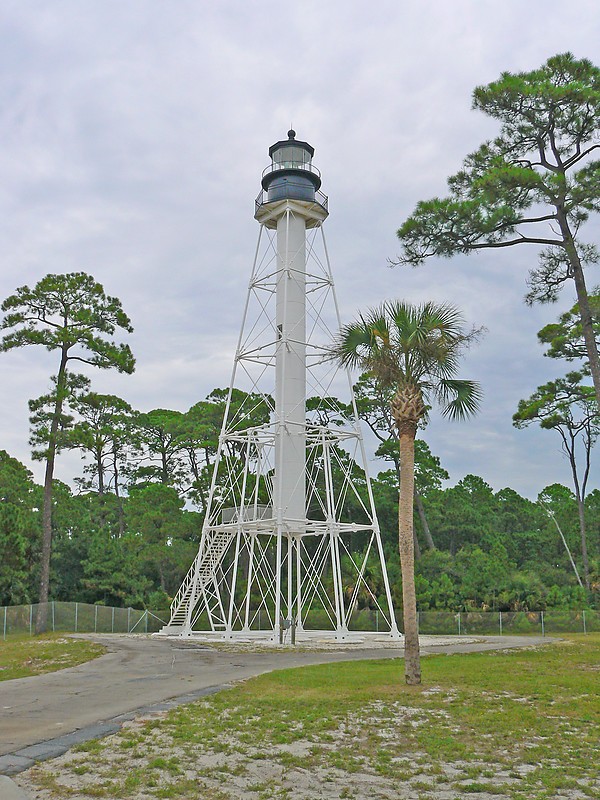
[
  {"left": 257, "top": 132, "right": 326, "bottom": 561},
  {"left": 163, "top": 132, "right": 399, "bottom": 641}
]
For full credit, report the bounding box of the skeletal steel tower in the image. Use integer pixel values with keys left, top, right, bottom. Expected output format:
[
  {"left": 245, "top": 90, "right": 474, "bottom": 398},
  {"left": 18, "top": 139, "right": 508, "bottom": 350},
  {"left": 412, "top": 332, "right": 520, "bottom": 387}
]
[{"left": 163, "top": 131, "right": 399, "bottom": 640}]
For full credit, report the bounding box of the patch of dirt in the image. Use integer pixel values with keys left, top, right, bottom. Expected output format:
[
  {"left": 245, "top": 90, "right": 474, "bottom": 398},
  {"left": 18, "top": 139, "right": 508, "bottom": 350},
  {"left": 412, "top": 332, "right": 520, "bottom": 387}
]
[{"left": 14, "top": 701, "right": 597, "bottom": 800}]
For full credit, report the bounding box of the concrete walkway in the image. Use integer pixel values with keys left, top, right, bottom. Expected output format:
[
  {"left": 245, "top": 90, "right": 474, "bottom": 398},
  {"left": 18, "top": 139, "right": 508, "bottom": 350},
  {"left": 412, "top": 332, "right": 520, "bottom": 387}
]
[{"left": 0, "top": 632, "right": 549, "bottom": 778}]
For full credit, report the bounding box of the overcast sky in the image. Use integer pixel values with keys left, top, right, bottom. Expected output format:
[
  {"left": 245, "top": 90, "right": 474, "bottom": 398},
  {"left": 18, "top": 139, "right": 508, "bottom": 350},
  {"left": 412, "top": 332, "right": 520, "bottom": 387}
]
[{"left": 0, "top": 0, "right": 598, "bottom": 500}]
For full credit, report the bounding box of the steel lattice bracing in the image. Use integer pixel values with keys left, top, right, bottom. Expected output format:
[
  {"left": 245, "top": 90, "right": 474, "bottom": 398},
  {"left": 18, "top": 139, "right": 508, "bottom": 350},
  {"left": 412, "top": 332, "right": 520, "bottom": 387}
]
[{"left": 162, "top": 137, "right": 399, "bottom": 641}]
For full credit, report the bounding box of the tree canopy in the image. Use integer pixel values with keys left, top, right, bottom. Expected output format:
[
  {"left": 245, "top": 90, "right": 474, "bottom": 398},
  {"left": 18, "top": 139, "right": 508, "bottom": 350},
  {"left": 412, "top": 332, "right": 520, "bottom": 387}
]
[
  {"left": 395, "top": 53, "right": 600, "bottom": 407},
  {"left": 537, "top": 288, "right": 600, "bottom": 364},
  {"left": 514, "top": 371, "right": 598, "bottom": 588},
  {"left": 1, "top": 272, "right": 135, "bottom": 628},
  {"left": 1, "top": 273, "right": 135, "bottom": 371}
]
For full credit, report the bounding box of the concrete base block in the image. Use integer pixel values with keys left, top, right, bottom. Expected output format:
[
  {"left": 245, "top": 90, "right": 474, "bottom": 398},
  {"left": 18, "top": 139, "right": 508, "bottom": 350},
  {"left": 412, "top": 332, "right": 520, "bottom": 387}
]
[{"left": 0, "top": 775, "right": 31, "bottom": 799}]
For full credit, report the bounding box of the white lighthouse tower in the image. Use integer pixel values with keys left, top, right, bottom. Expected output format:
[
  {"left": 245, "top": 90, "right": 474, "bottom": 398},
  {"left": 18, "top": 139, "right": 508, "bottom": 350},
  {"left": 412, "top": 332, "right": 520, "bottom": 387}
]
[{"left": 163, "top": 131, "right": 399, "bottom": 641}]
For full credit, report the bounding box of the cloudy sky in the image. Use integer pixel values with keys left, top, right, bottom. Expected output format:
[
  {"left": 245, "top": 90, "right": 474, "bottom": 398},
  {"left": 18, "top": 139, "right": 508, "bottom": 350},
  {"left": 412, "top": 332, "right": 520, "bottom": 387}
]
[{"left": 0, "top": 0, "right": 598, "bottom": 499}]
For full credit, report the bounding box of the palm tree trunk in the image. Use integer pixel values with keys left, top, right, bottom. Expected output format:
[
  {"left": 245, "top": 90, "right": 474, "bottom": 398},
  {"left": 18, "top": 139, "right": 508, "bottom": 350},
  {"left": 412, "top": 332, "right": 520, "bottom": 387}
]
[
  {"left": 395, "top": 461, "right": 421, "bottom": 559},
  {"left": 398, "top": 424, "right": 421, "bottom": 685}
]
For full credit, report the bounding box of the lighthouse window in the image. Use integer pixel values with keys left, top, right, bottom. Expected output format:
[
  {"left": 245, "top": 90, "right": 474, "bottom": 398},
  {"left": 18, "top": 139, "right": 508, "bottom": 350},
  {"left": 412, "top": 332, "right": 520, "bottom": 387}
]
[{"left": 273, "top": 146, "right": 311, "bottom": 168}]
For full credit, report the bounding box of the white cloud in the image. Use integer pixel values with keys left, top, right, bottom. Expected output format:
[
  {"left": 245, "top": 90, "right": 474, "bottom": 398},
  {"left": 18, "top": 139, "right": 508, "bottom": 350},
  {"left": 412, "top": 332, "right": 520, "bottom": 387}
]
[{"left": 0, "top": 0, "right": 598, "bottom": 498}]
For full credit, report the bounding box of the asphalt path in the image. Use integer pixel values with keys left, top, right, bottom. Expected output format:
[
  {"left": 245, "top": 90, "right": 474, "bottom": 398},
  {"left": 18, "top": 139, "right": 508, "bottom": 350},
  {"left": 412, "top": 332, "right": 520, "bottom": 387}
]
[{"left": 0, "top": 633, "right": 549, "bottom": 776}]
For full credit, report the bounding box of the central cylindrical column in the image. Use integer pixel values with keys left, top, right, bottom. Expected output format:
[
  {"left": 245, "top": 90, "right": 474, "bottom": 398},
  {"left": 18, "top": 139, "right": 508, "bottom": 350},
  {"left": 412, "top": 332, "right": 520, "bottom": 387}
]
[{"left": 275, "top": 208, "right": 306, "bottom": 527}]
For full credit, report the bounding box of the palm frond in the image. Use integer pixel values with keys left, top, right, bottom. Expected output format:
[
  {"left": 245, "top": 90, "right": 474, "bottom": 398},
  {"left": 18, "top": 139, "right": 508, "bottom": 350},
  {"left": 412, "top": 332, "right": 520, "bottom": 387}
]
[
  {"left": 438, "top": 379, "right": 483, "bottom": 420},
  {"left": 332, "top": 299, "right": 482, "bottom": 425}
]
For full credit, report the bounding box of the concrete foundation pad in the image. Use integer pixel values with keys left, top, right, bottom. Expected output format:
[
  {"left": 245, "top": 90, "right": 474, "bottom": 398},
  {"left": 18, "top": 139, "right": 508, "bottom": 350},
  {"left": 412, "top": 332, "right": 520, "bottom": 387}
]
[{"left": 0, "top": 771, "right": 35, "bottom": 792}]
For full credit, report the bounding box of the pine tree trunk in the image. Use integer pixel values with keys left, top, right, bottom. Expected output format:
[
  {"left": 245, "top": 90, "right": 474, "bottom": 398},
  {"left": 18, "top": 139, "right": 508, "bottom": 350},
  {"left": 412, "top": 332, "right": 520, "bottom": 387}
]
[
  {"left": 36, "top": 350, "right": 68, "bottom": 633},
  {"left": 565, "top": 428, "right": 591, "bottom": 591},
  {"left": 556, "top": 209, "right": 600, "bottom": 410},
  {"left": 398, "top": 423, "right": 421, "bottom": 685},
  {"left": 36, "top": 449, "right": 55, "bottom": 633},
  {"left": 576, "top": 495, "right": 590, "bottom": 590},
  {"left": 113, "top": 453, "right": 126, "bottom": 537},
  {"left": 413, "top": 526, "right": 422, "bottom": 560},
  {"left": 97, "top": 452, "right": 105, "bottom": 495},
  {"left": 415, "top": 490, "right": 436, "bottom": 550}
]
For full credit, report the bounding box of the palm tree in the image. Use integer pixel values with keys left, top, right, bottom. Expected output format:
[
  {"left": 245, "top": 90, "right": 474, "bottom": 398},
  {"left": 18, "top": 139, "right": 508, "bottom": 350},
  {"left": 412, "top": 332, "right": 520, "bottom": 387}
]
[{"left": 332, "top": 301, "right": 482, "bottom": 684}]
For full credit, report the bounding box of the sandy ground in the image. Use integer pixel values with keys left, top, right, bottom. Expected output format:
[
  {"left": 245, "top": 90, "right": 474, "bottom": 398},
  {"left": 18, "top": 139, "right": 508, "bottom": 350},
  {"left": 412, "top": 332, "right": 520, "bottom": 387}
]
[
  {"left": 4, "top": 631, "right": 528, "bottom": 758},
  {"left": 14, "top": 699, "right": 596, "bottom": 800},
  {"left": 11, "top": 634, "right": 594, "bottom": 799}
]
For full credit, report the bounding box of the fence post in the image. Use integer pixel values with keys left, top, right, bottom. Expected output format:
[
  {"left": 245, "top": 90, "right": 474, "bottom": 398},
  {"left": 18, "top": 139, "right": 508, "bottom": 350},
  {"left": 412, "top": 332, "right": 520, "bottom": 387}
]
[
  {"left": 457, "top": 612, "right": 461, "bottom": 636},
  {"left": 582, "top": 610, "right": 587, "bottom": 635},
  {"left": 499, "top": 611, "right": 503, "bottom": 635},
  {"left": 52, "top": 601, "right": 55, "bottom": 632},
  {"left": 541, "top": 610, "right": 545, "bottom": 637},
  {"left": 94, "top": 605, "right": 98, "bottom": 633},
  {"left": 145, "top": 610, "right": 148, "bottom": 634},
  {"left": 111, "top": 606, "right": 115, "bottom": 633},
  {"left": 75, "top": 602, "right": 78, "bottom": 633},
  {"left": 3, "top": 606, "right": 6, "bottom": 641},
  {"left": 376, "top": 609, "right": 379, "bottom": 633},
  {"left": 127, "top": 607, "right": 131, "bottom": 633},
  {"left": 29, "top": 604, "right": 33, "bottom": 636}
]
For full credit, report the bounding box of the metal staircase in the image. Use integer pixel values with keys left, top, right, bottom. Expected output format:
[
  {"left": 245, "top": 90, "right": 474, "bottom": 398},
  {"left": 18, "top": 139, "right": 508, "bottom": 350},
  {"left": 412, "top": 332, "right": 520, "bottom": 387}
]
[{"left": 159, "top": 530, "right": 233, "bottom": 635}]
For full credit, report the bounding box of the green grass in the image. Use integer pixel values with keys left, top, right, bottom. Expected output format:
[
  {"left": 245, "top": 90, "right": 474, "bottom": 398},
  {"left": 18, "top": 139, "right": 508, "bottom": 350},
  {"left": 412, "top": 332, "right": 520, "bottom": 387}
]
[
  {"left": 21, "top": 635, "right": 600, "bottom": 799},
  {"left": 0, "top": 633, "right": 105, "bottom": 680}
]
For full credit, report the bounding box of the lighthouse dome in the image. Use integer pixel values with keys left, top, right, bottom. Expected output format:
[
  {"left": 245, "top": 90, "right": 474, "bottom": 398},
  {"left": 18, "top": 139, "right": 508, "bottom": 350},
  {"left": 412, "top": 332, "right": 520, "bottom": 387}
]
[{"left": 261, "top": 130, "right": 322, "bottom": 203}]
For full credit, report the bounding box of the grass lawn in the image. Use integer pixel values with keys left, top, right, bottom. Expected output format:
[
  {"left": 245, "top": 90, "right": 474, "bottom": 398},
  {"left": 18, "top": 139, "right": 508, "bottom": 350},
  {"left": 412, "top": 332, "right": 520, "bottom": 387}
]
[
  {"left": 0, "top": 634, "right": 105, "bottom": 680},
  {"left": 17, "top": 634, "right": 600, "bottom": 800}
]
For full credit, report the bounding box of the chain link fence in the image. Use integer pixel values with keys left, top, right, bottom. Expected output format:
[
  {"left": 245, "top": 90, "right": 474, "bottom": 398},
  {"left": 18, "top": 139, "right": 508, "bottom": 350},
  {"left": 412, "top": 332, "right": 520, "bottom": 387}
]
[
  {"left": 1, "top": 602, "right": 169, "bottom": 639},
  {"left": 1, "top": 602, "right": 597, "bottom": 639},
  {"left": 347, "top": 607, "right": 598, "bottom": 635},
  {"left": 416, "top": 609, "right": 598, "bottom": 635}
]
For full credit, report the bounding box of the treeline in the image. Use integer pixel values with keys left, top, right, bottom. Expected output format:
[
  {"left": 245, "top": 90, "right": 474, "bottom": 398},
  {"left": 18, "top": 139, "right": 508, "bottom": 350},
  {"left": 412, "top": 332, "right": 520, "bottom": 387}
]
[
  {"left": 382, "top": 475, "right": 599, "bottom": 612},
  {"left": 0, "top": 386, "right": 249, "bottom": 611},
  {"left": 0, "top": 272, "right": 597, "bottom": 612},
  {"left": 1, "top": 391, "right": 598, "bottom": 612}
]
